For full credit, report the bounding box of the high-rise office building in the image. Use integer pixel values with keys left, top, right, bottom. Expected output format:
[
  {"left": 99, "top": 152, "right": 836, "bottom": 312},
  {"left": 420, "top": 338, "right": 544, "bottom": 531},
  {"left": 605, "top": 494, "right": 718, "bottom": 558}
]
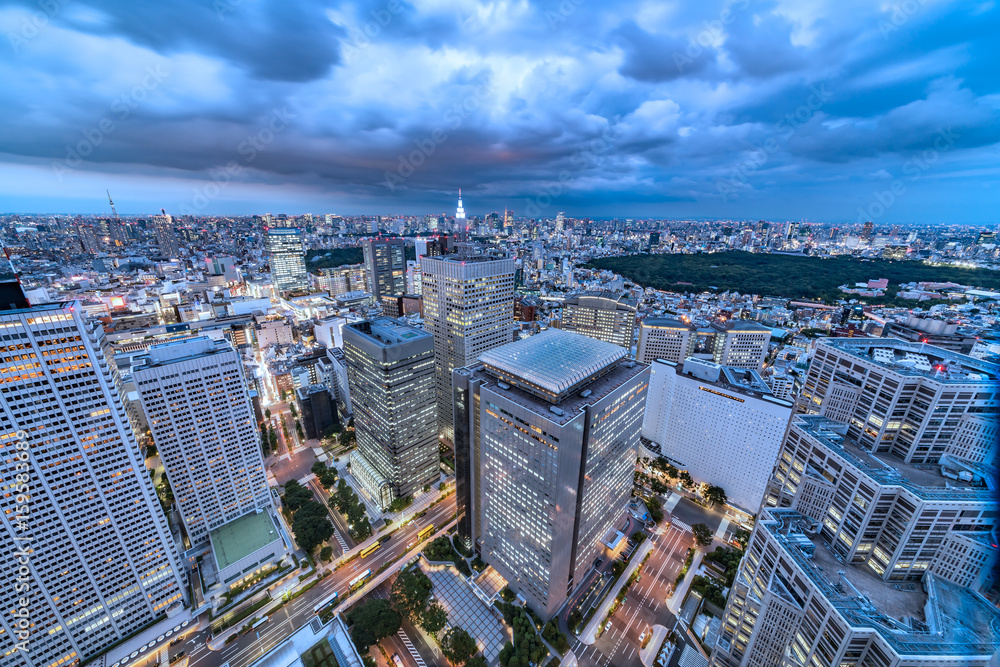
[
  {"left": 712, "top": 320, "right": 771, "bottom": 370},
  {"left": 710, "top": 507, "right": 1000, "bottom": 667},
  {"left": 453, "top": 330, "right": 650, "bottom": 618},
  {"left": 763, "top": 415, "right": 997, "bottom": 592},
  {"left": 798, "top": 338, "right": 998, "bottom": 465},
  {"left": 641, "top": 358, "right": 794, "bottom": 512},
  {"left": 560, "top": 291, "right": 638, "bottom": 350},
  {"left": 265, "top": 226, "right": 308, "bottom": 294},
  {"left": 152, "top": 213, "right": 179, "bottom": 258},
  {"left": 0, "top": 291, "right": 186, "bottom": 667},
  {"left": 361, "top": 237, "right": 406, "bottom": 300},
  {"left": 134, "top": 337, "right": 272, "bottom": 546},
  {"left": 343, "top": 318, "right": 438, "bottom": 509},
  {"left": 637, "top": 318, "right": 771, "bottom": 370},
  {"left": 421, "top": 248, "right": 515, "bottom": 443},
  {"left": 636, "top": 317, "right": 693, "bottom": 365}
]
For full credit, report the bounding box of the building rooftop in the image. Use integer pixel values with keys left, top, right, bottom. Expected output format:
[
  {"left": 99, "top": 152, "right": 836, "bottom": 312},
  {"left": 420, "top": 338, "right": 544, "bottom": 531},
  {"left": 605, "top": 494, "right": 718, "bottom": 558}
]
[
  {"left": 794, "top": 415, "right": 994, "bottom": 501},
  {"left": 141, "top": 336, "right": 229, "bottom": 366},
  {"left": 563, "top": 291, "right": 638, "bottom": 310},
  {"left": 761, "top": 509, "right": 1000, "bottom": 658},
  {"left": 819, "top": 337, "right": 998, "bottom": 383},
  {"left": 641, "top": 317, "right": 691, "bottom": 329},
  {"left": 462, "top": 354, "right": 647, "bottom": 426},
  {"left": 479, "top": 329, "right": 627, "bottom": 403},
  {"left": 210, "top": 510, "right": 282, "bottom": 571},
  {"left": 346, "top": 316, "right": 430, "bottom": 347}
]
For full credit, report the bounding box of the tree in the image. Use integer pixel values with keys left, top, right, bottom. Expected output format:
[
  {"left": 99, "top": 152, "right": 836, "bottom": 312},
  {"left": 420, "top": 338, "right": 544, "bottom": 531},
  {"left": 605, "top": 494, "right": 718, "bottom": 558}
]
[
  {"left": 678, "top": 470, "right": 695, "bottom": 489},
  {"left": 319, "top": 546, "right": 334, "bottom": 562},
  {"left": 442, "top": 626, "right": 478, "bottom": 666},
  {"left": 734, "top": 528, "right": 750, "bottom": 550},
  {"left": 692, "top": 522, "right": 713, "bottom": 547},
  {"left": 390, "top": 568, "right": 433, "bottom": 623},
  {"left": 296, "top": 419, "right": 304, "bottom": 439},
  {"left": 291, "top": 501, "right": 334, "bottom": 552},
  {"left": 265, "top": 408, "right": 271, "bottom": 420},
  {"left": 269, "top": 428, "right": 278, "bottom": 451},
  {"left": 282, "top": 479, "right": 314, "bottom": 512},
  {"left": 420, "top": 602, "right": 448, "bottom": 633},
  {"left": 705, "top": 485, "right": 727, "bottom": 507},
  {"left": 346, "top": 599, "right": 401, "bottom": 651},
  {"left": 289, "top": 403, "right": 298, "bottom": 418},
  {"left": 145, "top": 442, "right": 157, "bottom": 457},
  {"left": 665, "top": 463, "right": 679, "bottom": 480}
]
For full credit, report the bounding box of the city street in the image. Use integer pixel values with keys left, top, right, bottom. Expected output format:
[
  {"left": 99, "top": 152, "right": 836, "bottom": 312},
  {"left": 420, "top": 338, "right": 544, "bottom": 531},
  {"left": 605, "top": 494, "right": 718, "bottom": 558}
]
[
  {"left": 174, "top": 496, "right": 456, "bottom": 667},
  {"left": 571, "top": 523, "right": 695, "bottom": 667}
]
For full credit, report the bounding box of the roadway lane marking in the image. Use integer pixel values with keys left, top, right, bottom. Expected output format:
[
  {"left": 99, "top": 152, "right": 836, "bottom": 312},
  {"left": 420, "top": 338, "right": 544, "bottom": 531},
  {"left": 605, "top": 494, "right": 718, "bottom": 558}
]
[{"left": 397, "top": 630, "right": 425, "bottom": 667}]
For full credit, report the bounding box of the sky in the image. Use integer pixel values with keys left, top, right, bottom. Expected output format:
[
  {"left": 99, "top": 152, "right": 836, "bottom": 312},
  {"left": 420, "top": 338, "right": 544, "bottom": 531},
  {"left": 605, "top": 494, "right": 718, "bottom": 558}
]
[{"left": 0, "top": 0, "right": 998, "bottom": 223}]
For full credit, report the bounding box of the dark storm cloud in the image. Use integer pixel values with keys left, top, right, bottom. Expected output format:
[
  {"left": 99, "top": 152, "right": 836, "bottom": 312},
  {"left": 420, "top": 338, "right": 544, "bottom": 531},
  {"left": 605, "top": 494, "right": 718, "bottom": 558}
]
[{"left": 0, "top": 0, "right": 997, "bottom": 220}]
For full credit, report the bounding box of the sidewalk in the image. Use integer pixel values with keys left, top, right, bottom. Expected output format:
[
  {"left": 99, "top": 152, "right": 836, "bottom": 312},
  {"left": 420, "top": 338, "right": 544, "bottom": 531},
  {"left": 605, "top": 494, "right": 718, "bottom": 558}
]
[
  {"left": 578, "top": 539, "right": 654, "bottom": 645},
  {"left": 667, "top": 549, "right": 705, "bottom": 616}
]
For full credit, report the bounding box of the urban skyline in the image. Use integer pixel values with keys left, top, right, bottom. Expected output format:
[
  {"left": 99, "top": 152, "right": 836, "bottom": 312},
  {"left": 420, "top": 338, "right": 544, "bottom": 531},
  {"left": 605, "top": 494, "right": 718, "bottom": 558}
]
[{"left": 2, "top": 2, "right": 999, "bottom": 667}]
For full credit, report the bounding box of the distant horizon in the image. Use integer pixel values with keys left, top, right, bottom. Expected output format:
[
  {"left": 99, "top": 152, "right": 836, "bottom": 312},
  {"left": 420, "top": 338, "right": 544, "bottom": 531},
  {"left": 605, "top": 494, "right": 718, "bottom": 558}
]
[{"left": 2, "top": 209, "right": 997, "bottom": 228}]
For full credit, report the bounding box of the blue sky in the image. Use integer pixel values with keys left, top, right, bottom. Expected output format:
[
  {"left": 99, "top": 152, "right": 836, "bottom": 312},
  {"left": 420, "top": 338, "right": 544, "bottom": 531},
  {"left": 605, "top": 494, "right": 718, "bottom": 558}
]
[{"left": 0, "top": 0, "right": 997, "bottom": 222}]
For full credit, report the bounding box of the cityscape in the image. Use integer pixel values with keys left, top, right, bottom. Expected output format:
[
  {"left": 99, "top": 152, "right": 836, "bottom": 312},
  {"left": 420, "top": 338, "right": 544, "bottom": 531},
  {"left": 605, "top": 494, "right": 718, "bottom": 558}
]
[{"left": 1, "top": 2, "right": 999, "bottom": 667}]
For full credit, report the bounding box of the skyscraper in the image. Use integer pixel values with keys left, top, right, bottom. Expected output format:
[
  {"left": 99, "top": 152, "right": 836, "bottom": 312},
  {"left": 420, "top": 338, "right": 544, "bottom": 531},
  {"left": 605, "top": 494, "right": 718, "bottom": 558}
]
[
  {"left": 710, "top": 507, "right": 1000, "bottom": 667},
  {"left": 455, "top": 189, "right": 466, "bottom": 229},
  {"left": 452, "top": 330, "right": 649, "bottom": 618},
  {"left": 560, "top": 291, "right": 638, "bottom": 349},
  {"left": 798, "top": 338, "right": 998, "bottom": 464},
  {"left": 636, "top": 317, "right": 693, "bottom": 365},
  {"left": 133, "top": 336, "right": 272, "bottom": 546},
  {"left": 343, "top": 318, "right": 438, "bottom": 509},
  {"left": 641, "top": 358, "right": 794, "bottom": 512},
  {"left": 152, "top": 213, "right": 179, "bottom": 257},
  {"left": 0, "top": 292, "right": 186, "bottom": 667},
  {"left": 361, "top": 237, "right": 406, "bottom": 300},
  {"left": 421, "top": 248, "right": 515, "bottom": 443},
  {"left": 265, "top": 226, "right": 308, "bottom": 294}
]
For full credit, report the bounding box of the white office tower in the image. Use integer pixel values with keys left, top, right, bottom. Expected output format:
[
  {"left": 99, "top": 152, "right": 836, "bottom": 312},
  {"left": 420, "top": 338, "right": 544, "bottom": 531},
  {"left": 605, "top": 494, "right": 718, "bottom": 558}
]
[
  {"left": 710, "top": 506, "right": 1000, "bottom": 667},
  {"left": 636, "top": 317, "right": 693, "bottom": 365},
  {"left": 421, "top": 248, "right": 515, "bottom": 443},
  {"left": 133, "top": 337, "right": 271, "bottom": 546},
  {"left": 641, "top": 358, "right": 794, "bottom": 512},
  {"left": 453, "top": 330, "right": 650, "bottom": 618},
  {"left": 265, "top": 226, "right": 308, "bottom": 294},
  {"left": 343, "top": 318, "right": 438, "bottom": 510},
  {"left": 798, "top": 338, "right": 999, "bottom": 465},
  {"left": 0, "top": 294, "right": 186, "bottom": 667},
  {"left": 764, "top": 415, "right": 998, "bottom": 595}
]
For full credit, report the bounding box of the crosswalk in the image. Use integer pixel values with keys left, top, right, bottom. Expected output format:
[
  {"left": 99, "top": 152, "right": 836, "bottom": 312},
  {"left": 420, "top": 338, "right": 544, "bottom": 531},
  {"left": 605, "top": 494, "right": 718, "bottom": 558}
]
[
  {"left": 332, "top": 529, "right": 349, "bottom": 552},
  {"left": 398, "top": 630, "right": 426, "bottom": 667}
]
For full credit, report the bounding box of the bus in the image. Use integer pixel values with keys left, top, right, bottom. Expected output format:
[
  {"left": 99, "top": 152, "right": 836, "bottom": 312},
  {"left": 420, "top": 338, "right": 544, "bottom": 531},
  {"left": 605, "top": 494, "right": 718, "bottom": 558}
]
[
  {"left": 417, "top": 524, "right": 435, "bottom": 541},
  {"left": 359, "top": 542, "right": 380, "bottom": 559},
  {"left": 392, "top": 654, "right": 405, "bottom": 667},
  {"left": 312, "top": 591, "right": 339, "bottom": 615},
  {"left": 349, "top": 569, "right": 371, "bottom": 591},
  {"left": 251, "top": 617, "right": 268, "bottom": 631}
]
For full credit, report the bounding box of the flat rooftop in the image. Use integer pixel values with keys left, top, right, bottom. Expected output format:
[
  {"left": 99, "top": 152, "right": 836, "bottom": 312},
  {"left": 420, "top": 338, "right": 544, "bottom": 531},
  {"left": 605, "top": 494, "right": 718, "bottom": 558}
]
[
  {"left": 346, "top": 317, "right": 430, "bottom": 347},
  {"left": 141, "top": 336, "right": 229, "bottom": 366},
  {"left": 464, "top": 354, "right": 647, "bottom": 426},
  {"left": 764, "top": 509, "right": 1000, "bottom": 657},
  {"left": 820, "top": 338, "right": 998, "bottom": 384},
  {"left": 211, "top": 510, "right": 282, "bottom": 571},
  {"left": 479, "top": 329, "right": 627, "bottom": 402},
  {"left": 794, "top": 416, "right": 992, "bottom": 502}
]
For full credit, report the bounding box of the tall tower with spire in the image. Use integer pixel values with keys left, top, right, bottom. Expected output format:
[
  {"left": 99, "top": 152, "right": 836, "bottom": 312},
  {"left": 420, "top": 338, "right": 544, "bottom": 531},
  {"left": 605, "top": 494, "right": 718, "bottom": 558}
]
[{"left": 455, "top": 189, "right": 466, "bottom": 228}]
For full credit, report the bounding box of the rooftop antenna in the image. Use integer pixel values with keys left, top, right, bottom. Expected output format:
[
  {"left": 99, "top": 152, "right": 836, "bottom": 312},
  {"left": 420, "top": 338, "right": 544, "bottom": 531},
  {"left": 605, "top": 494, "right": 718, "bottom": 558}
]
[{"left": 107, "top": 189, "right": 120, "bottom": 221}]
